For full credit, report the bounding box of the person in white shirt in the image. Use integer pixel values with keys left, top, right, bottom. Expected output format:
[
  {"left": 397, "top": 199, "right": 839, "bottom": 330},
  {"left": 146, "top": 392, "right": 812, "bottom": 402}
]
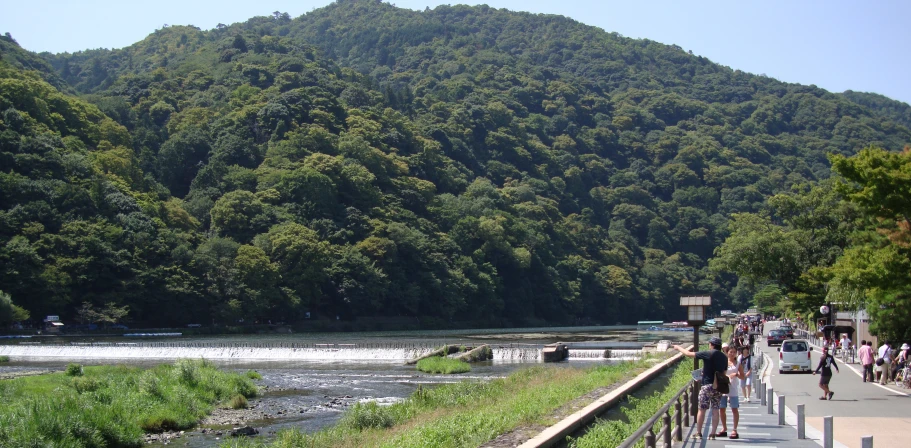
[
  {"left": 718, "top": 345, "right": 744, "bottom": 439},
  {"left": 878, "top": 342, "right": 893, "bottom": 385},
  {"left": 738, "top": 346, "right": 752, "bottom": 401},
  {"left": 839, "top": 334, "right": 852, "bottom": 356}
]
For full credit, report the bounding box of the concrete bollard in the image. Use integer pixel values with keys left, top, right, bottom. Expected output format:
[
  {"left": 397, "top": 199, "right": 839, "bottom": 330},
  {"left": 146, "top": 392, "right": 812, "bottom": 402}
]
[
  {"left": 778, "top": 394, "right": 786, "bottom": 425},
  {"left": 861, "top": 435, "right": 873, "bottom": 448},
  {"left": 767, "top": 388, "right": 774, "bottom": 414},
  {"left": 797, "top": 404, "right": 806, "bottom": 439},
  {"left": 760, "top": 382, "right": 766, "bottom": 405},
  {"left": 824, "top": 416, "right": 833, "bottom": 448}
]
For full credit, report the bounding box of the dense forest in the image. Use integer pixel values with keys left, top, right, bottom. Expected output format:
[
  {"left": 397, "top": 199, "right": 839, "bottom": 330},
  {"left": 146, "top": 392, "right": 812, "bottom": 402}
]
[{"left": 1, "top": 0, "right": 909, "bottom": 329}]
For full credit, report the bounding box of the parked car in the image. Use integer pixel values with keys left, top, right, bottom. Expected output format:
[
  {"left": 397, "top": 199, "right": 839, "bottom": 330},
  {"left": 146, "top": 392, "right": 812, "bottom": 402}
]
[
  {"left": 779, "top": 339, "right": 812, "bottom": 373},
  {"left": 778, "top": 325, "right": 795, "bottom": 338},
  {"left": 767, "top": 329, "right": 787, "bottom": 346}
]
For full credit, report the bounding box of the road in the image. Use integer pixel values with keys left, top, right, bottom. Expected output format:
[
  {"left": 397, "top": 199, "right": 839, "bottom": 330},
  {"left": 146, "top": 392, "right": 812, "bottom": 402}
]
[{"left": 759, "top": 322, "right": 911, "bottom": 448}]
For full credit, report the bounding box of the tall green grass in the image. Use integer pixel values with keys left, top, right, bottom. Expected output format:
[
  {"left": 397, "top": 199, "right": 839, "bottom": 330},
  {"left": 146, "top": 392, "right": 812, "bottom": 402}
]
[
  {"left": 0, "top": 355, "right": 9, "bottom": 363},
  {"left": 567, "top": 362, "right": 691, "bottom": 448},
  {"left": 220, "top": 355, "right": 666, "bottom": 448},
  {"left": 0, "top": 359, "right": 257, "bottom": 447},
  {"left": 415, "top": 357, "right": 470, "bottom": 374}
]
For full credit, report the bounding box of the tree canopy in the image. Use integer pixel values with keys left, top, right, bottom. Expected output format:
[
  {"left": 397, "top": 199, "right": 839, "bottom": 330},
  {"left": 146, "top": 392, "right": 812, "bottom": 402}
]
[{"left": 0, "top": 0, "right": 909, "bottom": 329}]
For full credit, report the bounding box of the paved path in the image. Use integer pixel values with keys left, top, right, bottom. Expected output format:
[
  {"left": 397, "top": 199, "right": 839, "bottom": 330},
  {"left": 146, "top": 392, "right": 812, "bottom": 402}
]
[
  {"left": 676, "top": 344, "right": 819, "bottom": 448},
  {"left": 759, "top": 322, "right": 910, "bottom": 448},
  {"left": 677, "top": 396, "right": 820, "bottom": 448}
]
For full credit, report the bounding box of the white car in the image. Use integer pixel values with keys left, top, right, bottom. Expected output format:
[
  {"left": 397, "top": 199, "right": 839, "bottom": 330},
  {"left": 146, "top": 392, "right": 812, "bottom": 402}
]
[{"left": 778, "top": 339, "right": 812, "bottom": 373}]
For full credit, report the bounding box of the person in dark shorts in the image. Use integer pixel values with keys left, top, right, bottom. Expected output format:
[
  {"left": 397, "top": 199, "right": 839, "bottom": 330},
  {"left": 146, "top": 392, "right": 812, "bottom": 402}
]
[
  {"left": 813, "top": 346, "right": 840, "bottom": 400},
  {"left": 673, "top": 337, "right": 727, "bottom": 440}
]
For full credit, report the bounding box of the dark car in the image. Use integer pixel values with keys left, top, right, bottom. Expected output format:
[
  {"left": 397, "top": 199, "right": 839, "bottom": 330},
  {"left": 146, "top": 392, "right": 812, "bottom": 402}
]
[
  {"left": 778, "top": 325, "right": 795, "bottom": 338},
  {"left": 767, "top": 329, "right": 787, "bottom": 346}
]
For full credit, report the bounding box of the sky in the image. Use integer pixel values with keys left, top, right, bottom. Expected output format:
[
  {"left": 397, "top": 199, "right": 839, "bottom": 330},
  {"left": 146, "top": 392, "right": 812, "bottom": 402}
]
[{"left": 2, "top": 0, "right": 908, "bottom": 105}]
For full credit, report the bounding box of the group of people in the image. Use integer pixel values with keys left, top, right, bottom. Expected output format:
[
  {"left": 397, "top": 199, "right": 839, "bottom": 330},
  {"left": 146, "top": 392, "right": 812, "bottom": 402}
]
[
  {"left": 672, "top": 337, "right": 753, "bottom": 440},
  {"left": 856, "top": 340, "right": 911, "bottom": 386}
]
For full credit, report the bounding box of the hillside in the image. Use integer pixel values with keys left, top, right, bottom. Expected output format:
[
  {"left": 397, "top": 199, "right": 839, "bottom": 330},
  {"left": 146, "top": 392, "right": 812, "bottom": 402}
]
[{"left": 1, "top": 0, "right": 909, "bottom": 328}]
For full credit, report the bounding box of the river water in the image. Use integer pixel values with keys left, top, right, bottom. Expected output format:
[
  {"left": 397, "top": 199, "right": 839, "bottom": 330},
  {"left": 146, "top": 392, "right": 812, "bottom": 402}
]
[{"left": 0, "top": 325, "right": 694, "bottom": 446}]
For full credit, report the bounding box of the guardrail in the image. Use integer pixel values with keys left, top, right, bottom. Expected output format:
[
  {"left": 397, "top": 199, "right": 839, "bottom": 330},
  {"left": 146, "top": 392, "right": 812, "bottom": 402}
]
[
  {"left": 616, "top": 379, "right": 698, "bottom": 448},
  {"left": 618, "top": 343, "right": 766, "bottom": 448}
]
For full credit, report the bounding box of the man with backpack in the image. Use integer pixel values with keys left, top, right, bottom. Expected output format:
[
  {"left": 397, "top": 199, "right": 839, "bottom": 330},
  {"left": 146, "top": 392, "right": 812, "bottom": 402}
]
[{"left": 673, "top": 337, "right": 728, "bottom": 440}]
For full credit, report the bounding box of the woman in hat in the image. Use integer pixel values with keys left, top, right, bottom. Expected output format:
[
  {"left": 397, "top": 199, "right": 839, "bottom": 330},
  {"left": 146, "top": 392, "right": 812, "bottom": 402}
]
[{"left": 892, "top": 343, "right": 910, "bottom": 380}]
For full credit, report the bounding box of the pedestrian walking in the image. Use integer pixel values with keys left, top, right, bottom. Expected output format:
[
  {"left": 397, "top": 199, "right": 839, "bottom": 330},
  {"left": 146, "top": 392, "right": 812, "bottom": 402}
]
[
  {"left": 673, "top": 337, "right": 727, "bottom": 440},
  {"left": 858, "top": 340, "right": 874, "bottom": 382},
  {"left": 718, "top": 346, "right": 744, "bottom": 439},
  {"left": 813, "top": 346, "right": 840, "bottom": 400},
  {"left": 878, "top": 341, "right": 893, "bottom": 385},
  {"left": 739, "top": 346, "right": 752, "bottom": 401}
]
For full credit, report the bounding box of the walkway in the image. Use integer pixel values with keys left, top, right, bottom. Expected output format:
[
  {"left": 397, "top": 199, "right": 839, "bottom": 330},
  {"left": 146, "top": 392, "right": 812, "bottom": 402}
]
[
  {"left": 759, "top": 322, "right": 910, "bottom": 448},
  {"left": 676, "top": 348, "right": 820, "bottom": 448}
]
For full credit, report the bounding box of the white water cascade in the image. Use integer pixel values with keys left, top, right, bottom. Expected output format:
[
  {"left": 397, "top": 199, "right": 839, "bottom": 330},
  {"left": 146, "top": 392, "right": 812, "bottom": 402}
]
[
  {"left": 0, "top": 343, "right": 430, "bottom": 361},
  {"left": 0, "top": 342, "right": 644, "bottom": 362}
]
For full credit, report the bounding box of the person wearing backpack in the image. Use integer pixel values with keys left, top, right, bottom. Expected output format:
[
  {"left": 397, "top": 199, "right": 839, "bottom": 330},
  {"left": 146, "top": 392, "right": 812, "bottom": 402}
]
[
  {"left": 813, "top": 346, "right": 840, "bottom": 400},
  {"left": 673, "top": 337, "right": 728, "bottom": 440}
]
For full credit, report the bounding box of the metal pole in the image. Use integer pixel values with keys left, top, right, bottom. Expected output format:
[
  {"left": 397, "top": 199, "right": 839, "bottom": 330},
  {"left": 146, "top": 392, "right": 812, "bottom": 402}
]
[
  {"left": 861, "top": 435, "right": 873, "bottom": 448},
  {"left": 694, "top": 326, "right": 700, "bottom": 370},
  {"left": 767, "top": 388, "right": 774, "bottom": 414},
  {"left": 824, "top": 416, "right": 834, "bottom": 448},
  {"left": 778, "top": 394, "right": 786, "bottom": 425},
  {"left": 797, "top": 404, "right": 806, "bottom": 439}
]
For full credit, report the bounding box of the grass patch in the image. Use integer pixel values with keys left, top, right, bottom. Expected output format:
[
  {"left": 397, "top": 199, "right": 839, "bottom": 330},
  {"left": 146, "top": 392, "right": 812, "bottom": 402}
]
[
  {"left": 0, "top": 359, "right": 257, "bottom": 447},
  {"left": 0, "top": 355, "right": 8, "bottom": 363},
  {"left": 567, "top": 361, "right": 692, "bottom": 448},
  {"left": 65, "top": 363, "right": 83, "bottom": 376},
  {"left": 230, "top": 394, "right": 249, "bottom": 409},
  {"left": 416, "top": 356, "right": 471, "bottom": 374},
  {"left": 220, "top": 355, "right": 667, "bottom": 448},
  {"left": 245, "top": 370, "right": 262, "bottom": 380}
]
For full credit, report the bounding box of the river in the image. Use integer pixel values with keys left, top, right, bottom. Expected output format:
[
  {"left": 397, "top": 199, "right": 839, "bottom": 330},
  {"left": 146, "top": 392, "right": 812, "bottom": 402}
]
[{"left": 0, "top": 325, "right": 694, "bottom": 446}]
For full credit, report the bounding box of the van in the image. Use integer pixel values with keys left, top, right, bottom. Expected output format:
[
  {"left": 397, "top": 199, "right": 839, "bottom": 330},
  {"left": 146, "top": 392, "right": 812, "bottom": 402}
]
[{"left": 779, "top": 339, "right": 812, "bottom": 373}]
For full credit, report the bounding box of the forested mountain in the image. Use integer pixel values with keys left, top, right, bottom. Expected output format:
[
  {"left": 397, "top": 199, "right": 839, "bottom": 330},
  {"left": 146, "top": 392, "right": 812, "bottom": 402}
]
[{"left": 1, "top": 0, "right": 909, "bottom": 329}]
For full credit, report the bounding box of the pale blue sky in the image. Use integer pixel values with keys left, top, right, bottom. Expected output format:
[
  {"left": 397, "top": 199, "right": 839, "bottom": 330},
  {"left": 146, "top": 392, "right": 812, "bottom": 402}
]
[{"left": 2, "top": 0, "right": 908, "bottom": 105}]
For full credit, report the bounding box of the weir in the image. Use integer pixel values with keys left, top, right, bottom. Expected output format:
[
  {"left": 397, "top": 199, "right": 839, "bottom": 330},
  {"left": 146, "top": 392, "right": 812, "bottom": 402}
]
[{"left": 0, "top": 341, "right": 646, "bottom": 362}]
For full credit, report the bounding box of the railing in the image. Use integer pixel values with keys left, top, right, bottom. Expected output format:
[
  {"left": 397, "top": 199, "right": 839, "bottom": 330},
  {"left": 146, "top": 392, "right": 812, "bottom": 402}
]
[{"left": 617, "top": 379, "right": 699, "bottom": 448}]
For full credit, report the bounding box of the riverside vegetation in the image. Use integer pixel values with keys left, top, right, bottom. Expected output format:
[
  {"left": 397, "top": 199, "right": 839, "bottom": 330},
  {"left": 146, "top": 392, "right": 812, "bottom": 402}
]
[
  {"left": 569, "top": 360, "right": 691, "bottom": 447},
  {"left": 415, "top": 356, "right": 471, "bottom": 374},
  {"left": 0, "top": 359, "right": 257, "bottom": 447},
  {"left": 1, "top": 0, "right": 910, "bottom": 330},
  {"left": 221, "top": 356, "right": 663, "bottom": 448}
]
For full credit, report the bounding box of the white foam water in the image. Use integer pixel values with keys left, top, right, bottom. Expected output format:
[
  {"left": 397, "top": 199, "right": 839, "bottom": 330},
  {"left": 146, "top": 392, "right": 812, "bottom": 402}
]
[
  {"left": 0, "top": 343, "right": 642, "bottom": 362},
  {"left": 0, "top": 345, "right": 429, "bottom": 361}
]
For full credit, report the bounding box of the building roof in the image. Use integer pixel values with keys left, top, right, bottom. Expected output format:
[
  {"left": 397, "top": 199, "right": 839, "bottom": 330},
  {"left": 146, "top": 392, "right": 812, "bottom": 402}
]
[{"left": 679, "top": 296, "right": 711, "bottom": 306}]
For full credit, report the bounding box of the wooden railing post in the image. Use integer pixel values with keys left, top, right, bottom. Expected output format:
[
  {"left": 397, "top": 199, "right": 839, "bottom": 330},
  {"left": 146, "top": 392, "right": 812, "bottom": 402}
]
[
  {"left": 663, "top": 410, "right": 672, "bottom": 448},
  {"left": 645, "top": 428, "right": 656, "bottom": 448},
  {"left": 683, "top": 391, "right": 690, "bottom": 427},
  {"left": 674, "top": 400, "right": 682, "bottom": 441},
  {"left": 690, "top": 380, "right": 699, "bottom": 420}
]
